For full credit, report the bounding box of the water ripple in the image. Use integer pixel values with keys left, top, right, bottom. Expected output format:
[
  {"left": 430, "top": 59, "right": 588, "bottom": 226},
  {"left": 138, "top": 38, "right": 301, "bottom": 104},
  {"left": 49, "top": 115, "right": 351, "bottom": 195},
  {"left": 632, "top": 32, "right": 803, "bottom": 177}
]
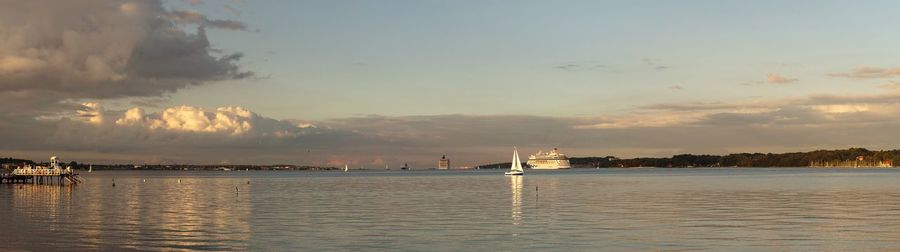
[{"left": 4, "top": 169, "right": 900, "bottom": 250}]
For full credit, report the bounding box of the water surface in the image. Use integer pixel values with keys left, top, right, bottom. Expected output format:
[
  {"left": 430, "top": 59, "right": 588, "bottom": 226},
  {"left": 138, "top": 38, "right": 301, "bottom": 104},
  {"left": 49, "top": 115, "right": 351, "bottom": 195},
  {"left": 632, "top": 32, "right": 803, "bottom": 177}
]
[{"left": 4, "top": 168, "right": 900, "bottom": 251}]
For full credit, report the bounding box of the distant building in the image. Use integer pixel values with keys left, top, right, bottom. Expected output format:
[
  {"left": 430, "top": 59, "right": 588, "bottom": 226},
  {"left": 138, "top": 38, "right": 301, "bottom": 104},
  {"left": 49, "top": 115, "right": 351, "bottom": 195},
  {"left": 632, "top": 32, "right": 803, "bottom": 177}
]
[{"left": 438, "top": 155, "right": 450, "bottom": 169}]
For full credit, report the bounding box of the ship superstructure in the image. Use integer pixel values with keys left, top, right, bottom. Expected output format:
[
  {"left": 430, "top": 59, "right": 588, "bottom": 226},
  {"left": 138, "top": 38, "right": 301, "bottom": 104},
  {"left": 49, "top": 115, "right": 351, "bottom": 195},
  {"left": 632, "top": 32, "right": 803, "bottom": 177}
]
[{"left": 526, "top": 148, "right": 572, "bottom": 169}]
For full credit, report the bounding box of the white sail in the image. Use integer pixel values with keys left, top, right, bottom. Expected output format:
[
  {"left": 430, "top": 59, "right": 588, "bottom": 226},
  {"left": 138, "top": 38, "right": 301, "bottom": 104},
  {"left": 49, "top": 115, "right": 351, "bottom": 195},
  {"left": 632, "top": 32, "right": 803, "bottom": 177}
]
[
  {"left": 512, "top": 148, "right": 524, "bottom": 172},
  {"left": 344, "top": 164, "right": 349, "bottom": 172},
  {"left": 505, "top": 147, "right": 524, "bottom": 175}
]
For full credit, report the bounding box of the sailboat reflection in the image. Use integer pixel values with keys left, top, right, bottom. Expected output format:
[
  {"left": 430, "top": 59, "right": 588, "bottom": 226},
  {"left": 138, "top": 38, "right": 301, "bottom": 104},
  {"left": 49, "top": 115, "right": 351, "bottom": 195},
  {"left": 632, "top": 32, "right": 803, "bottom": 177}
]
[{"left": 510, "top": 175, "right": 523, "bottom": 225}]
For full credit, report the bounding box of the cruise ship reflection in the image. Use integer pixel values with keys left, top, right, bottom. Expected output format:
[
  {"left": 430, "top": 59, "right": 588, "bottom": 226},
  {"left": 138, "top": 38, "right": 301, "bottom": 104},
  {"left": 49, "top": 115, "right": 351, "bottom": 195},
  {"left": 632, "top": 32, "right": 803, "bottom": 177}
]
[{"left": 509, "top": 175, "right": 523, "bottom": 225}]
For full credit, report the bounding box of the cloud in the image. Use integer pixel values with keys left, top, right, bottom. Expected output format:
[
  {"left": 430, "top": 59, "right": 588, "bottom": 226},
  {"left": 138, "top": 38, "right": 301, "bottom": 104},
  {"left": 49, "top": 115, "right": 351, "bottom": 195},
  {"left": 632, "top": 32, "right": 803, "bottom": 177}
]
[
  {"left": 41, "top": 104, "right": 339, "bottom": 162},
  {"left": 642, "top": 58, "right": 669, "bottom": 71},
  {"left": 223, "top": 5, "right": 241, "bottom": 16},
  {"left": 7, "top": 90, "right": 900, "bottom": 165},
  {"left": 554, "top": 58, "right": 668, "bottom": 73},
  {"left": 639, "top": 101, "right": 774, "bottom": 112},
  {"left": 169, "top": 10, "right": 248, "bottom": 30},
  {"left": 554, "top": 63, "right": 610, "bottom": 72},
  {"left": 76, "top": 102, "right": 105, "bottom": 124},
  {"left": 87, "top": 104, "right": 293, "bottom": 136},
  {"left": 766, "top": 73, "right": 798, "bottom": 84},
  {"left": 830, "top": 66, "right": 900, "bottom": 79},
  {"left": 110, "top": 105, "right": 254, "bottom": 134},
  {"left": 130, "top": 97, "right": 171, "bottom": 108},
  {"left": 640, "top": 91, "right": 900, "bottom": 126},
  {"left": 0, "top": 0, "right": 252, "bottom": 118},
  {"left": 880, "top": 81, "right": 900, "bottom": 90}
]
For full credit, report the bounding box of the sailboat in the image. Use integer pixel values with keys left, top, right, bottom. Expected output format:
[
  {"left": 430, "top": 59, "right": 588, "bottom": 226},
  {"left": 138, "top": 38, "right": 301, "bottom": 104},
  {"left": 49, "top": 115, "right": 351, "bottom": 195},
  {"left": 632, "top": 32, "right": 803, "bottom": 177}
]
[
  {"left": 88, "top": 164, "right": 92, "bottom": 173},
  {"left": 505, "top": 147, "right": 524, "bottom": 176},
  {"left": 344, "top": 164, "right": 349, "bottom": 172}
]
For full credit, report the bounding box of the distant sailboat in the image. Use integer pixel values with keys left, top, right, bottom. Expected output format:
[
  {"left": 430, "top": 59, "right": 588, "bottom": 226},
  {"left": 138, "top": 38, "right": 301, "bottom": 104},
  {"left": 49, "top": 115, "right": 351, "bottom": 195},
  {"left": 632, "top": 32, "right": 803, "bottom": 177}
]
[
  {"left": 505, "top": 147, "right": 524, "bottom": 176},
  {"left": 88, "top": 164, "right": 92, "bottom": 173},
  {"left": 344, "top": 164, "right": 349, "bottom": 172}
]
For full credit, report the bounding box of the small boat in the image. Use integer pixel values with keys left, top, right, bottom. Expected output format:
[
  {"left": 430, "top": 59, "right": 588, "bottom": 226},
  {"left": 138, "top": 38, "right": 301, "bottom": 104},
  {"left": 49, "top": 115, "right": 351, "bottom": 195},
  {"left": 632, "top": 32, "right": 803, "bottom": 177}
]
[
  {"left": 343, "top": 164, "right": 349, "bottom": 172},
  {"left": 401, "top": 163, "right": 409, "bottom": 170},
  {"left": 505, "top": 147, "right": 524, "bottom": 176}
]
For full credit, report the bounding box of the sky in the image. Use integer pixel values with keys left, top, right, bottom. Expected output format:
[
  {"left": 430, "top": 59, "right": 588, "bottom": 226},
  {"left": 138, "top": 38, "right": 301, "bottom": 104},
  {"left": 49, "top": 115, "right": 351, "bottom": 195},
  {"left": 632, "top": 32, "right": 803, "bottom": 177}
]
[{"left": 3, "top": 0, "right": 900, "bottom": 167}]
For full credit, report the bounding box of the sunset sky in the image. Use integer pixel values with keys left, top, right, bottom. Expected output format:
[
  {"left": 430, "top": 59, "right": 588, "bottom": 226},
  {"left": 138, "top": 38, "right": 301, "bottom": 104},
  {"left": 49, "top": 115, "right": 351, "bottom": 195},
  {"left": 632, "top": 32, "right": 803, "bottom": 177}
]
[{"left": 3, "top": 0, "right": 900, "bottom": 167}]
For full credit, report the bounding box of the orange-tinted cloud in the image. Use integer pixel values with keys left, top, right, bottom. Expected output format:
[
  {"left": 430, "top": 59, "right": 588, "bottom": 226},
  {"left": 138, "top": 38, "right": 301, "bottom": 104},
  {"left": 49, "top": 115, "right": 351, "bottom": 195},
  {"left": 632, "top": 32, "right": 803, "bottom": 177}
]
[
  {"left": 830, "top": 66, "right": 900, "bottom": 78},
  {"left": 766, "top": 73, "right": 798, "bottom": 84}
]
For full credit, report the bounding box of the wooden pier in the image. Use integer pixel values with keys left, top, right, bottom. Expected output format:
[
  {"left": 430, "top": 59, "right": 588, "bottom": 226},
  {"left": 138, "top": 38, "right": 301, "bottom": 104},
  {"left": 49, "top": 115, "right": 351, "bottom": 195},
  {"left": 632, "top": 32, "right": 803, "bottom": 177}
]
[
  {"left": 1, "top": 156, "right": 82, "bottom": 185},
  {"left": 1, "top": 168, "right": 82, "bottom": 185}
]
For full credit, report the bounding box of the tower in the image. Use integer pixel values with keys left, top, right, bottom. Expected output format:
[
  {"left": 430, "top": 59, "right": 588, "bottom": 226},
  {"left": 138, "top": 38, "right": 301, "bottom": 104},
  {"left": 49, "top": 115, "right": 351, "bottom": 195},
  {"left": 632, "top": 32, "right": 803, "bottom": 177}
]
[{"left": 438, "top": 155, "right": 450, "bottom": 169}]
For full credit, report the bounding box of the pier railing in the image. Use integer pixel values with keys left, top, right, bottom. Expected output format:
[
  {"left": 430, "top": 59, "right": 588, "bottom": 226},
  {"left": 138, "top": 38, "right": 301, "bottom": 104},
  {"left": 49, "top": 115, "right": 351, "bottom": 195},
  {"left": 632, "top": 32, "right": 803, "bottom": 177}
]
[{"left": 12, "top": 168, "right": 73, "bottom": 176}]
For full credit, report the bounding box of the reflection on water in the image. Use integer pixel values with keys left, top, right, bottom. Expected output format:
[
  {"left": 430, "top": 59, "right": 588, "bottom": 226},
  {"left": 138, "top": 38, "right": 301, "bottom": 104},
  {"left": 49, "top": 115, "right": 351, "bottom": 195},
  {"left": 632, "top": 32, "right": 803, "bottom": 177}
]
[
  {"left": 1, "top": 173, "right": 252, "bottom": 251},
  {"left": 509, "top": 175, "right": 522, "bottom": 225},
  {"left": 13, "top": 184, "right": 73, "bottom": 220},
  {"left": 4, "top": 169, "right": 900, "bottom": 250}
]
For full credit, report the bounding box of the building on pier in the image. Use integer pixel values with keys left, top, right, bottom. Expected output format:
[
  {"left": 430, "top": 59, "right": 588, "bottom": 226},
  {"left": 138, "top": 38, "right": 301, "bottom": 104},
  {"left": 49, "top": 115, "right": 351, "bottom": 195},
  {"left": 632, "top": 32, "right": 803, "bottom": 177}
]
[{"left": 1, "top": 156, "right": 81, "bottom": 185}]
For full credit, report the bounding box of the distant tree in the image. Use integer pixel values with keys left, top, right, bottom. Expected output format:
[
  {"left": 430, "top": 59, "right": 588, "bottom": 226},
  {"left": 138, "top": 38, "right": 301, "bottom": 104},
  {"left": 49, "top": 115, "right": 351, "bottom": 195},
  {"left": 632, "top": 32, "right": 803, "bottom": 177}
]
[{"left": 558, "top": 148, "right": 900, "bottom": 168}]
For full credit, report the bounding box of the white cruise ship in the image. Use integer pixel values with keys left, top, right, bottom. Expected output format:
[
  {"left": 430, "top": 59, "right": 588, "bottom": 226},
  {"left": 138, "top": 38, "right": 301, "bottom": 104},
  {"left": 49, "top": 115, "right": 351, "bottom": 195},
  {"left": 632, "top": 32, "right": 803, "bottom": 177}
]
[{"left": 526, "top": 148, "right": 572, "bottom": 169}]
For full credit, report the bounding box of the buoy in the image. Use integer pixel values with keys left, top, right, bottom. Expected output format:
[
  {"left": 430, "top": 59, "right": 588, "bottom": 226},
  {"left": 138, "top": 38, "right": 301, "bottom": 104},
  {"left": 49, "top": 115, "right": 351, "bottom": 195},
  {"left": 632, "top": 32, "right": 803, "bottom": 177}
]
[
  {"left": 142, "top": 179, "right": 146, "bottom": 182},
  {"left": 112, "top": 183, "right": 116, "bottom": 187},
  {"left": 177, "top": 179, "right": 181, "bottom": 184},
  {"left": 247, "top": 181, "right": 250, "bottom": 184}
]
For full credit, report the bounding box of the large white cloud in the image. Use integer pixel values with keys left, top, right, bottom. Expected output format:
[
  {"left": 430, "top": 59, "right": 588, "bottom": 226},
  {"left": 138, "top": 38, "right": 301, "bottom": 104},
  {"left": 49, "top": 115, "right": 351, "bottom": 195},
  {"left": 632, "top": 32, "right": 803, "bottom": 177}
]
[{"left": 80, "top": 104, "right": 299, "bottom": 136}]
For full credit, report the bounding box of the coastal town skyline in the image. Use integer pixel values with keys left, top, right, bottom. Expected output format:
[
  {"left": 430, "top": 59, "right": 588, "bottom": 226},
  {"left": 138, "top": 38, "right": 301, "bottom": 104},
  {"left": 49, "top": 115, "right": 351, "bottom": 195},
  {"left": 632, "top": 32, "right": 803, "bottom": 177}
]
[{"left": 4, "top": 0, "right": 900, "bottom": 166}]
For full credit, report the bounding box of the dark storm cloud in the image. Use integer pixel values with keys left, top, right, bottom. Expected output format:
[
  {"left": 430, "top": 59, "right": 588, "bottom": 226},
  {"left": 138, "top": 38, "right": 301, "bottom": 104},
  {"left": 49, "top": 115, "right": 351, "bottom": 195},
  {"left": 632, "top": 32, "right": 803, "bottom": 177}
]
[{"left": 0, "top": 0, "right": 252, "bottom": 112}]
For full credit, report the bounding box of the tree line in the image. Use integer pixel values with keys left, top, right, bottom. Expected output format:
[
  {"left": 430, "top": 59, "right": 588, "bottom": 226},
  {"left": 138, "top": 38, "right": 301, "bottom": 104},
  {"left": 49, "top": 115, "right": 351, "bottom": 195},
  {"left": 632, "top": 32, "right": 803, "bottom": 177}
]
[{"left": 571, "top": 148, "right": 900, "bottom": 168}]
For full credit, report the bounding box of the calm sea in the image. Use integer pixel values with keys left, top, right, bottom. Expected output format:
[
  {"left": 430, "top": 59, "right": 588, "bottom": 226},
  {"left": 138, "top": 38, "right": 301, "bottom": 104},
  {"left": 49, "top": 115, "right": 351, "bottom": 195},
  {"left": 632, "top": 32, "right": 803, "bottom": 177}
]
[{"left": 3, "top": 168, "right": 900, "bottom": 251}]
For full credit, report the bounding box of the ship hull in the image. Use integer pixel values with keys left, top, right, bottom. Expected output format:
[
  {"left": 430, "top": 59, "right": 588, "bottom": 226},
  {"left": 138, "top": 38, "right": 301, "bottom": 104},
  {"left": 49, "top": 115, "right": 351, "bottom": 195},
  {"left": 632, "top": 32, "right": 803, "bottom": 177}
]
[
  {"left": 526, "top": 159, "right": 572, "bottom": 169},
  {"left": 529, "top": 166, "right": 572, "bottom": 170}
]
